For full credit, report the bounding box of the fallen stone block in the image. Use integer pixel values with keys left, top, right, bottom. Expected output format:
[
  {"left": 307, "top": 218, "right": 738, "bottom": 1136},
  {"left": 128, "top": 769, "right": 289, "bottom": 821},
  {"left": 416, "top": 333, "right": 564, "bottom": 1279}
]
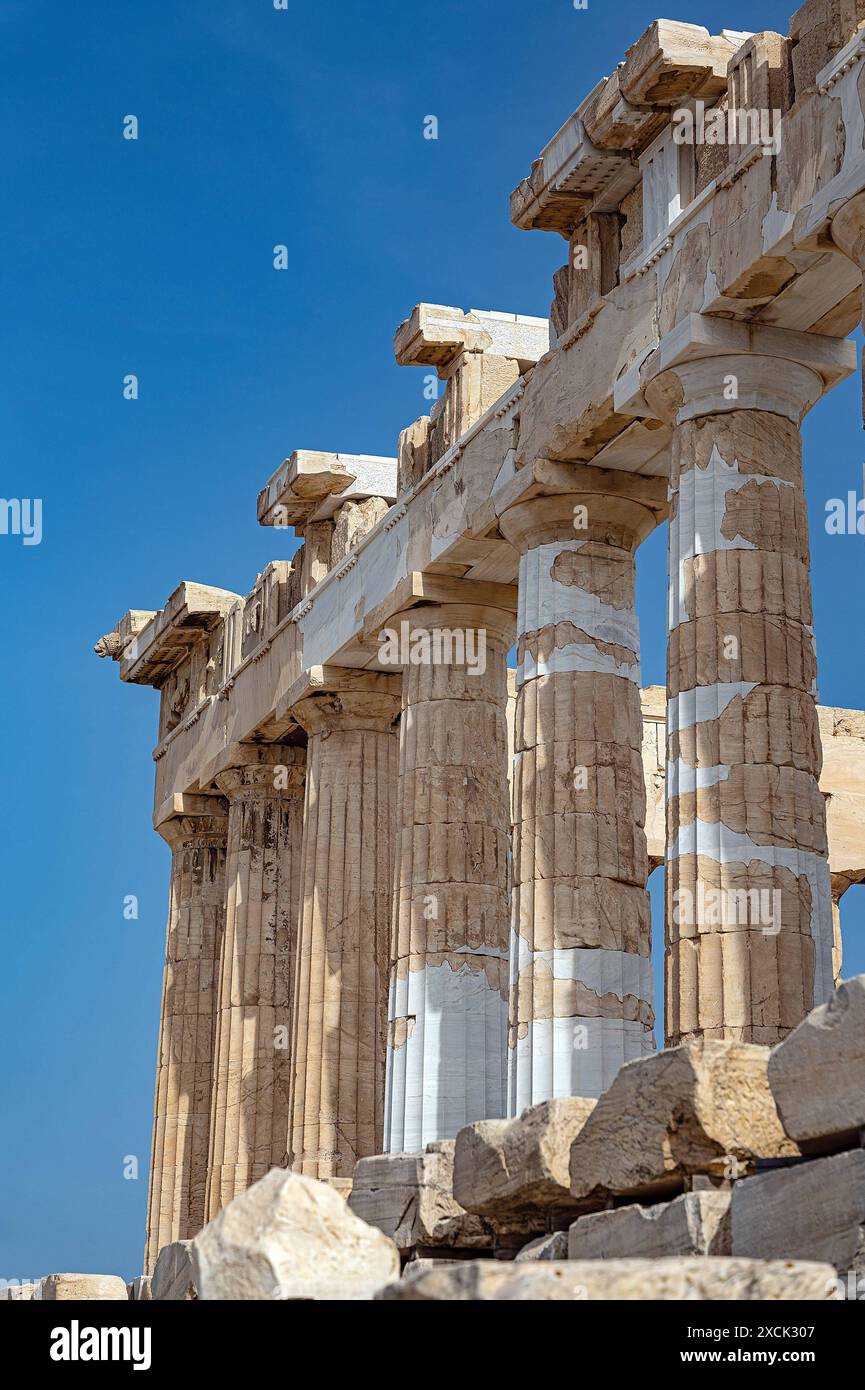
[
  {"left": 376, "top": 1257, "right": 840, "bottom": 1301},
  {"left": 514, "top": 1231, "right": 569, "bottom": 1262},
  {"left": 192, "top": 1167, "right": 399, "bottom": 1300},
  {"left": 768, "top": 975, "right": 865, "bottom": 1151},
  {"left": 127, "top": 1276, "right": 152, "bottom": 1301},
  {"left": 732, "top": 1149, "right": 865, "bottom": 1275},
  {"left": 348, "top": 1142, "right": 493, "bottom": 1254},
  {"left": 569, "top": 1040, "right": 797, "bottom": 1203},
  {"left": 568, "top": 1190, "right": 731, "bottom": 1259},
  {"left": 38, "top": 1274, "right": 128, "bottom": 1301},
  {"left": 151, "top": 1241, "right": 197, "bottom": 1301},
  {"left": 453, "top": 1098, "right": 596, "bottom": 1225}
]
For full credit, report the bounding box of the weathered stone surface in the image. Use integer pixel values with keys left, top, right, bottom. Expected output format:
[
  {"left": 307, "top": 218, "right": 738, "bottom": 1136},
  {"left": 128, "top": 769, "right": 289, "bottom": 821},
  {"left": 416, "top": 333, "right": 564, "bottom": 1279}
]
[
  {"left": 128, "top": 1276, "right": 152, "bottom": 1301},
  {"left": 514, "top": 1231, "right": 569, "bottom": 1261},
  {"left": 732, "top": 1150, "right": 865, "bottom": 1273},
  {"left": 348, "top": 1142, "right": 493, "bottom": 1253},
  {"left": 0, "top": 1282, "right": 37, "bottom": 1300},
  {"left": 376, "top": 1257, "right": 840, "bottom": 1301},
  {"left": 453, "top": 1098, "right": 596, "bottom": 1222},
  {"left": 569, "top": 1190, "right": 731, "bottom": 1259},
  {"left": 768, "top": 976, "right": 865, "bottom": 1149},
  {"left": 569, "top": 1040, "right": 797, "bottom": 1203},
  {"left": 192, "top": 1168, "right": 399, "bottom": 1300},
  {"left": 151, "top": 1241, "right": 197, "bottom": 1301},
  {"left": 38, "top": 1274, "right": 128, "bottom": 1301}
]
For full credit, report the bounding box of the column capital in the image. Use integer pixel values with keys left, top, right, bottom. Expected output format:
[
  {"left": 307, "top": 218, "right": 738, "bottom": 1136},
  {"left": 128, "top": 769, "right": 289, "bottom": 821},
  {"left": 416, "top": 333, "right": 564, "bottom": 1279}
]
[
  {"left": 155, "top": 794, "right": 228, "bottom": 847},
  {"left": 293, "top": 688, "right": 401, "bottom": 736},
  {"left": 500, "top": 489, "right": 659, "bottom": 553},
  {"left": 386, "top": 602, "right": 515, "bottom": 653},
  {"left": 830, "top": 192, "right": 865, "bottom": 269},
  {"left": 214, "top": 744, "right": 306, "bottom": 799},
  {"left": 615, "top": 314, "right": 855, "bottom": 426}
]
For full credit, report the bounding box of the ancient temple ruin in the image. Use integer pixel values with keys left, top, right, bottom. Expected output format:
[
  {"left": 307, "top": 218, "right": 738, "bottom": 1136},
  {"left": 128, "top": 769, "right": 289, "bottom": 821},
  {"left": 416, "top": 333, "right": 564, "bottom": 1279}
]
[{"left": 95, "top": 7, "right": 865, "bottom": 1282}]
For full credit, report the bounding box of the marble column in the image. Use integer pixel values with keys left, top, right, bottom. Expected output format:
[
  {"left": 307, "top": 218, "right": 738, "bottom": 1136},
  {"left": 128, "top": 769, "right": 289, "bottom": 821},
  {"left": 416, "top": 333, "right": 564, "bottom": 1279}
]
[
  {"left": 500, "top": 485, "right": 658, "bottom": 1113},
  {"left": 644, "top": 352, "right": 835, "bottom": 1044},
  {"left": 289, "top": 686, "right": 400, "bottom": 1181},
  {"left": 384, "top": 603, "right": 513, "bottom": 1151},
  {"left": 146, "top": 802, "right": 227, "bottom": 1273},
  {"left": 205, "top": 745, "right": 305, "bottom": 1219}
]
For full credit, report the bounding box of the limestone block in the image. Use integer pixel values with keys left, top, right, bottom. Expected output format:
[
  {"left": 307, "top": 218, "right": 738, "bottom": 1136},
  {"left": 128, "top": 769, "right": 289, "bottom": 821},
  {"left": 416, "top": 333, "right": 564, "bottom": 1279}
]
[
  {"left": 569, "top": 1190, "right": 731, "bottom": 1260},
  {"left": 192, "top": 1168, "right": 399, "bottom": 1300},
  {"left": 376, "top": 1258, "right": 839, "bottom": 1301},
  {"left": 514, "top": 1232, "right": 569, "bottom": 1262},
  {"left": 348, "top": 1143, "right": 494, "bottom": 1254},
  {"left": 620, "top": 21, "right": 738, "bottom": 106},
  {"left": 790, "top": 0, "right": 865, "bottom": 98},
  {"left": 732, "top": 1150, "right": 865, "bottom": 1273},
  {"left": 331, "top": 496, "right": 390, "bottom": 565},
  {"left": 569, "top": 1040, "right": 797, "bottom": 1203},
  {"left": 151, "top": 1241, "right": 198, "bottom": 1301},
  {"left": 454, "top": 1099, "right": 596, "bottom": 1223},
  {"left": 38, "top": 1274, "right": 128, "bottom": 1301},
  {"left": 768, "top": 976, "right": 865, "bottom": 1149},
  {"left": 0, "top": 1283, "right": 37, "bottom": 1300},
  {"left": 127, "top": 1276, "right": 152, "bottom": 1301}
]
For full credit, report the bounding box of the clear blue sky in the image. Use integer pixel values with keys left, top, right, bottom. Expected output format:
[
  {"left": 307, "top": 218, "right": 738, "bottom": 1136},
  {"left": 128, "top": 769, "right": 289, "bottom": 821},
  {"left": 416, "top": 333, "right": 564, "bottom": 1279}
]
[{"left": 1, "top": 0, "right": 862, "bottom": 1282}]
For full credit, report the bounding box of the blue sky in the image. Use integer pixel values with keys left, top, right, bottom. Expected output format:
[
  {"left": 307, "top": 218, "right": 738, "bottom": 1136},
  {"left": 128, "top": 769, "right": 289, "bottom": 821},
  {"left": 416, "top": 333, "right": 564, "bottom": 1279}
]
[{"left": 1, "top": 0, "right": 862, "bottom": 1282}]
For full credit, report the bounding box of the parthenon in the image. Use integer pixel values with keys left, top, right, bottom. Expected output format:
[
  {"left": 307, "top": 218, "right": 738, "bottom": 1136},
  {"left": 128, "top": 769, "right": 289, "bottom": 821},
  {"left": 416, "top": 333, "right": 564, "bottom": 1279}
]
[{"left": 92, "top": 4, "right": 865, "bottom": 1296}]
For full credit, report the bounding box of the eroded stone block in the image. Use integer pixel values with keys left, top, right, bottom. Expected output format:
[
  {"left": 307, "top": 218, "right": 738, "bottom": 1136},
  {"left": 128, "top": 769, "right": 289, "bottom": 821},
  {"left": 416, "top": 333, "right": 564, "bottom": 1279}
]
[
  {"left": 732, "top": 1150, "right": 865, "bottom": 1273},
  {"left": 453, "top": 1098, "right": 596, "bottom": 1225},
  {"left": 768, "top": 975, "right": 865, "bottom": 1149},
  {"left": 376, "top": 1257, "right": 839, "bottom": 1301},
  {"left": 514, "top": 1231, "right": 569, "bottom": 1262},
  {"left": 192, "top": 1168, "right": 399, "bottom": 1300},
  {"left": 569, "top": 1040, "right": 797, "bottom": 1203},
  {"left": 38, "top": 1274, "right": 128, "bottom": 1301},
  {"left": 151, "top": 1241, "right": 198, "bottom": 1301},
  {"left": 568, "top": 1190, "right": 731, "bottom": 1259},
  {"left": 348, "top": 1143, "right": 494, "bottom": 1254}
]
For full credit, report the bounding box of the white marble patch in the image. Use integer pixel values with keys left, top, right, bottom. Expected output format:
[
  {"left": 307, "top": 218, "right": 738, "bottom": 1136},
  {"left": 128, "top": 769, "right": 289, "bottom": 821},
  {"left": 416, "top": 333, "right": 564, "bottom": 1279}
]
[
  {"left": 384, "top": 959, "right": 508, "bottom": 1153},
  {"left": 507, "top": 1016, "right": 655, "bottom": 1115}
]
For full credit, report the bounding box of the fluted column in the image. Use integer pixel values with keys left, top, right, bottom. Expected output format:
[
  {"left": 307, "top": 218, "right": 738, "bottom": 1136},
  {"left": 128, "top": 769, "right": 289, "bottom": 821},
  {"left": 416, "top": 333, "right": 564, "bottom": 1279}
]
[
  {"left": 500, "top": 485, "right": 658, "bottom": 1113},
  {"left": 146, "top": 803, "right": 227, "bottom": 1273},
  {"left": 644, "top": 350, "right": 835, "bottom": 1044},
  {"left": 205, "top": 745, "right": 305, "bottom": 1219},
  {"left": 289, "top": 686, "right": 400, "bottom": 1180},
  {"left": 384, "top": 603, "right": 513, "bottom": 1151}
]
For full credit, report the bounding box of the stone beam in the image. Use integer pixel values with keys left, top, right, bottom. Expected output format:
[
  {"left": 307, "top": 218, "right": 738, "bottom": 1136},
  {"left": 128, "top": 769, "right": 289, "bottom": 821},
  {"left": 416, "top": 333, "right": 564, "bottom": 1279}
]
[
  {"left": 394, "top": 305, "right": 551, "bottom": 373},
  {"left": 109, "top": 583, "right": 241, "bottom": 687},
  {"left": 257, "top": 451, "right": 397, "bottom": 529}
]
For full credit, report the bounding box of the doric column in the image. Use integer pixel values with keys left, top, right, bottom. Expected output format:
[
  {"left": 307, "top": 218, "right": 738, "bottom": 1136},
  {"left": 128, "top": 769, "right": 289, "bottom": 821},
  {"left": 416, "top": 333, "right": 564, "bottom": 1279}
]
[
  {"left": 289, "top": 684, "right": 400, "bottom": 1180},
  {"left": 384, "top": 602, "right": 514, "bottom": 1151},
  {"left": 146, "top": 801, "right": 228, "bottom": 1273},
  {"left": 205, "top": 745, "right": 305, "bottom": 1219},
  {"left": 500, "top": 481, "right": 659, "bottom": 1113},
  {"left": 642, "top": 338, "right": 838, "bottom": 1045}
]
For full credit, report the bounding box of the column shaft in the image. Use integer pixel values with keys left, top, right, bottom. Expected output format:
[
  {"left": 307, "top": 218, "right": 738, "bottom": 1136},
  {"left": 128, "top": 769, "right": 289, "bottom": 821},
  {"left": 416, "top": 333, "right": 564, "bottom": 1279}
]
[
  {"left": 205, "top": 746, "right": 305, "bottom": 1218},
  {"left": 146, "top": 808, "right": 227, "bottom": 1273},
  {"left": 384, "top": 604, "right": 513, "bottom": 1150},
  {"left": 646, "top": 359, "right": 835, "bottom": 1044},
  {"left": 501, "top": 491, "right": 657, "bottom": 1112},
  {"left": 289, "top": 689, "right": 399, "bottom": 1179}
]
